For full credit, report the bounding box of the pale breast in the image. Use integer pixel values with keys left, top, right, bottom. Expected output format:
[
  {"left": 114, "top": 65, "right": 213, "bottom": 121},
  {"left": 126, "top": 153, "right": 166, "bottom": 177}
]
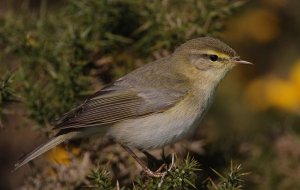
[{"left": 107, "top": 92, "right": 210, "bottom": 150}]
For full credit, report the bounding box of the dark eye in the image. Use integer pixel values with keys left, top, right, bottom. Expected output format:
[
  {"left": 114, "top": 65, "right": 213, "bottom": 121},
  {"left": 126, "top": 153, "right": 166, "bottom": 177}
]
[{"left": 209, "top": 55, "right": 218, "bottom": 62}]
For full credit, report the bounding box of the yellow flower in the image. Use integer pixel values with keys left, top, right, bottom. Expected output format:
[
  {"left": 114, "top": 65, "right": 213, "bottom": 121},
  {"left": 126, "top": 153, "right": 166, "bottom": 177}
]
[
  {"left": 264, "top": 79, "right": 299, "bottom": 111},
  {"left": 246, "top": 60, "right": 300, "bottom": 113},
  {"left": 289, "top": 60, "right": 300, "bottom": 88},
  {"left": 46, "top": 146, "right": 71, "bottom": 166}
]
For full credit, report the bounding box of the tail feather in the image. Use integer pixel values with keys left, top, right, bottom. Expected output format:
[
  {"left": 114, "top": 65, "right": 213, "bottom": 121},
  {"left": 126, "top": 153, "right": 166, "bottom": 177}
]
[{"left": 13, "top": 132, "right": 77, "bottom": 171}]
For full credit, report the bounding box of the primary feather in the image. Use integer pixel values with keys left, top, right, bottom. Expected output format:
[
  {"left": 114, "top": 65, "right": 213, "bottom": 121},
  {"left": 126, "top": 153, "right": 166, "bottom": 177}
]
[{"left": 13, "top": 132, "right": 78, "bottom": 171}]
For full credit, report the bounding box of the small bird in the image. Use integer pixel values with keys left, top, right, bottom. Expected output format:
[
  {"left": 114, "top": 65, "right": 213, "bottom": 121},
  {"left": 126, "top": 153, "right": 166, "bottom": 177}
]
[{"left": 14, "top": 37, "right": 251, "bottom": 177}]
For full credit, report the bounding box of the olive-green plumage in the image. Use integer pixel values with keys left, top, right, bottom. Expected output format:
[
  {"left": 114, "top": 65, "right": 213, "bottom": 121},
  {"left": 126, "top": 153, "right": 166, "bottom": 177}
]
[{"left": 14, "top": 37, "right": 251, "bottom": 171}]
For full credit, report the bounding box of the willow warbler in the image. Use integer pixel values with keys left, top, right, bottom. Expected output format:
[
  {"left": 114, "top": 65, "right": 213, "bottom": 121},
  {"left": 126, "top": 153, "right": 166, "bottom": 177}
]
[{"left": 14, "top": 37, "right": 251, "bottom": 176}]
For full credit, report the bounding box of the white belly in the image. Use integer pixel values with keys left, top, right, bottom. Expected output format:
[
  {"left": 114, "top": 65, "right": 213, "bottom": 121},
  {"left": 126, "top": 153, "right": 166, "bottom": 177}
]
[{"left": 107, "top": 95, "right": 209, "bottom": 150}]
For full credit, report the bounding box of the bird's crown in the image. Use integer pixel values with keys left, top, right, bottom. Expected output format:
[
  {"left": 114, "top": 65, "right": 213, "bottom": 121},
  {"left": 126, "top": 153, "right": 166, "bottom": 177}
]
[{"left": 174, "top": 37, "right": 237, "bottom": 60}]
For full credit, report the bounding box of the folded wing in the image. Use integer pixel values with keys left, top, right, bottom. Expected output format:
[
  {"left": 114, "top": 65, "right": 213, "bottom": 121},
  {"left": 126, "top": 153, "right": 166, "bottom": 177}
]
[{"left": 54, "top": 58, "right": 190, "bottom": 131}]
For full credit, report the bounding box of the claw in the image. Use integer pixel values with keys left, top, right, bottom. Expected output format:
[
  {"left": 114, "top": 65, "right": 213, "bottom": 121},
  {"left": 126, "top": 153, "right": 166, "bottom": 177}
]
[
  {"left": 155, "top": 163, "right": 167, "bottom": 172},
  {"left": 143, "top": 167, "right": 167, "bottom": 178}
]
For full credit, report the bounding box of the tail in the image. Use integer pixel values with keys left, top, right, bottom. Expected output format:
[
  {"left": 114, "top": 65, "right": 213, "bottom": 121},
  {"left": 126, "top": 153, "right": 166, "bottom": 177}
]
[{"left": 13, "top": 132, "right": 78, "bottom": 171}]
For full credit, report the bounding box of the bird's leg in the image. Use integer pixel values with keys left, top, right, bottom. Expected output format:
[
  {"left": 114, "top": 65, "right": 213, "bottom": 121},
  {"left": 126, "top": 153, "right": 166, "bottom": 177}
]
[
  {"left": 155, "top": 163, "right": 167, "bottom": 172},
  {"left": 168, "top": 153, "right": 175, "bottom": 172},
  {"left": 161, "top": 147, "right": 165, "bottom": 160},
  {"left": 142, "top": 150, "right": 167, "bottom": 172},
  {"left": 161, "top": 148, "right": 175, "bottom": 172},
  {"left": 142, "top": 148, "right": 175, "bottom": 172},
  {"left": 120, "top": 144, "right": 166, "bottom": 178}
]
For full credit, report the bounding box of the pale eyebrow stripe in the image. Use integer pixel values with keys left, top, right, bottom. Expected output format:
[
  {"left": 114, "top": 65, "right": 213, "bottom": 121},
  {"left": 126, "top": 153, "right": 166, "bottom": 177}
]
[{"left": 189, "top": 49, "right": 230, "bottom": 59}]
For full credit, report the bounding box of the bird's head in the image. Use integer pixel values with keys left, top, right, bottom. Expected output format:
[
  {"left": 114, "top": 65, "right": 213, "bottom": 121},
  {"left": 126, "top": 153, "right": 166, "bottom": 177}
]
[{"left": 172, "top": 37, "right": 252, "bottom": 83}]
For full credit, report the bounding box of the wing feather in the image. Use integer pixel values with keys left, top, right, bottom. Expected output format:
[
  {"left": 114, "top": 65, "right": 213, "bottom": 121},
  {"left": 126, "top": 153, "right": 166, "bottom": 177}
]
[
  {"left": 54, "top": 92, "right": 146, "bottom": 129},
  {"left": 53, "top": 57, "right": 190, "bottom": 131}
]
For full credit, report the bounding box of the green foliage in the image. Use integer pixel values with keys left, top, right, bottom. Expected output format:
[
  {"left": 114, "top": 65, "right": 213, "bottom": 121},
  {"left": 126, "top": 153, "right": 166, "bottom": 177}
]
[
  {"left": 133, "top": 155, "right": 200, "bottom": 190},
  {"left": 0, "top": 73, "right": 17, "bottom": 127},
  {"left": 0, "top": 73, "right": 16, "bottom": 106},
  {"left": 207, "top": 162, "right": 248, "bottom": 190},
  {"left": 87, "top": 155, "right": 201, "bottom": 190},
  {"left": 0, "top": 0, "right": 244, "bottom": 126},
  {"left": 88, "top": 167, "right": 114, "bottom": 190},
  {"left": 87, "top": 157, "right": 247, "bottom": 190}
]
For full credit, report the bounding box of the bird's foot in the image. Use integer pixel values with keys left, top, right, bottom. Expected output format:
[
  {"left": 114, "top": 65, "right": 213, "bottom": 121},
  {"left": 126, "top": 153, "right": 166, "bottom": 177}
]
[
  {"left": 157, "top": 153, "right": 175, "bottom": 187},
  {"left": 155, "top": 163, "right": 167, "bottom": 172},
  {"left": 143, "top": 167, "right": 167, "bottom": 178},
  {"left": 120, "top": 143, "right": 175, "bottom": 178},
  {"left": 143, "top": 153, "right": 175, "bottom": 178}
]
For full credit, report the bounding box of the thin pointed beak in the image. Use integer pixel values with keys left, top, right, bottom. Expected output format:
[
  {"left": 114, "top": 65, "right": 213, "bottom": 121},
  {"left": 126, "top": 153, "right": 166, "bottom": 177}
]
[{"left": 231, "top": 57, "right": 253, "bottom": 65}]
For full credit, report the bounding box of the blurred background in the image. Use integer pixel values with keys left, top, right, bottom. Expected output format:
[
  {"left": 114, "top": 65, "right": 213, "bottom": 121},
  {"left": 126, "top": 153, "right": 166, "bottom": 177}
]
[{"left": 0, "top": 0, "right": 300, "bottom": 189}]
